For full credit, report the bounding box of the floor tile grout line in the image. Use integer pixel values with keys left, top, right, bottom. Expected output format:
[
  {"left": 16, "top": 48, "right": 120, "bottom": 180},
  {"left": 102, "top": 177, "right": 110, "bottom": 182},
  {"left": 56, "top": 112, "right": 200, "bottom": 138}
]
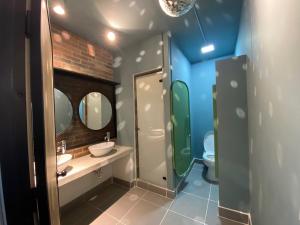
[
  {"left": 118, "top": 190, "right": 149, "bottom": 223},
  {"left": 181, "top": 191, "right": 210, "bottom": 202},
  {"left": 141, "top": 189, "right": 174, "bottom": 201},
  {"left": 158, "top": 193, "right": 175, "bottom": 225},
  {"left": 167, "top": 209, "right": 206, "bottom": 225},
  {"left": 138, "top": 198, "right": 172, "bottom": 210},
  {"left": 204, "top": 184, "right": 212, "bottom": 224}
]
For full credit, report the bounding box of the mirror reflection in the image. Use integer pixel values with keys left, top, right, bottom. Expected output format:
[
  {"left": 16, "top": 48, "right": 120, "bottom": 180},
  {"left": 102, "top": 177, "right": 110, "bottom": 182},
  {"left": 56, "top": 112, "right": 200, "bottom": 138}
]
[
  {"left": 79, "top": 92, "right": 112, "bottom": 130},
  {"left": 54, "top": 88, "right": 73, "bottom": 134}
]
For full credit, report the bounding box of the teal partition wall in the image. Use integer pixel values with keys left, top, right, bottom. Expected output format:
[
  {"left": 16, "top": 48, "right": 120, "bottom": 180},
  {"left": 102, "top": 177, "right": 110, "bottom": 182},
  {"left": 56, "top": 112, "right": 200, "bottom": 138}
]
[{"left": 171, "top": 81, "right": 192, "bottom": 176}]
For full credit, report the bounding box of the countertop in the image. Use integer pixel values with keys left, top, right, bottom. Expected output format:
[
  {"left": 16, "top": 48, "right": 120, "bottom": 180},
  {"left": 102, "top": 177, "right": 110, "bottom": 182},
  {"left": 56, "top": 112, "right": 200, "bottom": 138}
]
[{"left": 58, "top": 145, "right": 133, "bottom": 187}]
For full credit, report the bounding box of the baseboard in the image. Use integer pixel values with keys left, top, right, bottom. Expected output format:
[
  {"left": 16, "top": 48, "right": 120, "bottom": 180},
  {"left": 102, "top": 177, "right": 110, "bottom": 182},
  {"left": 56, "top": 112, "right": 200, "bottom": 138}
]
[
  {"left": 113, "top": 177, "right": 135, "bottom": 189},
  {"left": 135, "top": 179, "right": 176, "bottom": 199},
  {"left": 218, "top": 205, "right": 249, "bottom": 224}
]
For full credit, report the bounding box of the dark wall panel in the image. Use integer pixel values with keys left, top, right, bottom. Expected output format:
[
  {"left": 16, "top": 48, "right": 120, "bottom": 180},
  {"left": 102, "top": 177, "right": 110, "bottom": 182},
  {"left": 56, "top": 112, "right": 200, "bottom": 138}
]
[{"left": 54, "top": 69, "right": 117, "bottom": 149}]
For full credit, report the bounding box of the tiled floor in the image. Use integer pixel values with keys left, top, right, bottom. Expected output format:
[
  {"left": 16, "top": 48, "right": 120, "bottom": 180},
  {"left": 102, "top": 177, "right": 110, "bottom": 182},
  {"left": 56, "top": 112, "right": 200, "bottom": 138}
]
[{"left": 61, "top": 163, "right": 246, "bottom": 225}]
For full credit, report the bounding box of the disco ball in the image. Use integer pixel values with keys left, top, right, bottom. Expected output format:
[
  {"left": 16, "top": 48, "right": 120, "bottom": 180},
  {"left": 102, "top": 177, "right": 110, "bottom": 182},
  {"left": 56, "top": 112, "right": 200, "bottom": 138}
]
[{"left": 159, "top": 0, "right": 197, "bottom": 17}]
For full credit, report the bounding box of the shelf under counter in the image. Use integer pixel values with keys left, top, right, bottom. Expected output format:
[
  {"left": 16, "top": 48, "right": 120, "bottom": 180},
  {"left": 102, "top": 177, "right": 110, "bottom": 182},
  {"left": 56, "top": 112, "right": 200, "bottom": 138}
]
[{"left": 58, "top": 145, "right": 133, "bottom": 187}]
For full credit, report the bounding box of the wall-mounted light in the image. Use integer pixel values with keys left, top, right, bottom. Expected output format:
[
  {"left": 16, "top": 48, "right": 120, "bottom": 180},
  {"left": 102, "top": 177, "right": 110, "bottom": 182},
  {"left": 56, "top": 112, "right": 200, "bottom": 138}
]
[
  {"left": 53, "top": 4, "right": 65, "bottom": 15},
  {"left": 107, "top": 31, "right": 116, "bottom": 42},
  {"left": 201, "top": 44, "right": 215, "bottom": 54}
]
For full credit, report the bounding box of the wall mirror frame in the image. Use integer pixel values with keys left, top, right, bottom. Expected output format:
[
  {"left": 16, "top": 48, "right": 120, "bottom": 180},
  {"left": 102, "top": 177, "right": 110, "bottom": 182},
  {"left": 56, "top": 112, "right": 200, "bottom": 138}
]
[
  {"left": 78, "top": 92, "right": 113, "bottom": 131},
  {"left": 54, "top": 88, "right": 73, "bottom": 135},
  {"left": 54, "top": 68, "right": 119, "bottom": 149}
]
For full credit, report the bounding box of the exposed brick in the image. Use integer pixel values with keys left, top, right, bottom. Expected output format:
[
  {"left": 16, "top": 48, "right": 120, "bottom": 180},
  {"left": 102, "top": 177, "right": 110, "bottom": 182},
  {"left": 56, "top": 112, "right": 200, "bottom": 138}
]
[{"left": 51, "top": 24, "right": 113, "bottom": 81}]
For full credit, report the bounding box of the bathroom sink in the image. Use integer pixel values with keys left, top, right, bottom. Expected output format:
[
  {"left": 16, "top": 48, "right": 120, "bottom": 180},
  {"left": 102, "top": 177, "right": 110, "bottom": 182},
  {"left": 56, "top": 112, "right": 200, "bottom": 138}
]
[
  {"left": 57, "top": 154, "right": 72, "bottom": 167},
  {"left": 88, "top": 142, "right": 115, "bottom": 157}
]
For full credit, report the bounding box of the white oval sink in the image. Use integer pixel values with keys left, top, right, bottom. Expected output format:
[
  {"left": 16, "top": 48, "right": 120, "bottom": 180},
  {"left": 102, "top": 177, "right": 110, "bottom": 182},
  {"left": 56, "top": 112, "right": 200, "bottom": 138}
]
[
  {"left": 57, "top": 154, "right": 72, "bottom": 167},
  {"left": 88, "top": 142, "right": 115, "bottom": 157}
]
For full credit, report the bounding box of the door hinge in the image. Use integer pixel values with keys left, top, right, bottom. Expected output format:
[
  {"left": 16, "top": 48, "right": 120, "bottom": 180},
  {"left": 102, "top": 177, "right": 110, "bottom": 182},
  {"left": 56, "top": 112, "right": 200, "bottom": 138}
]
[{"left": 25, "top": 10, "right": 31, "bottom": 38}]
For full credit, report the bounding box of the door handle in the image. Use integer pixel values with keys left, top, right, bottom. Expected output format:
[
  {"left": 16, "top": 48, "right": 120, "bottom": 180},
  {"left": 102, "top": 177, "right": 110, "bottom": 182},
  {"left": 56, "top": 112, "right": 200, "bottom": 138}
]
[{"left": 56, "top": 170, "right": 67, "bottom": 178}]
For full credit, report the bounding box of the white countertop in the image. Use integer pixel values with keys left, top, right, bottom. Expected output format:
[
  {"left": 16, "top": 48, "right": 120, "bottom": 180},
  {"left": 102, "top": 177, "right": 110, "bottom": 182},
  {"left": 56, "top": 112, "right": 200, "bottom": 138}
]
[{"left": 58, "top": 145, "right": 133, "bottom": 187}]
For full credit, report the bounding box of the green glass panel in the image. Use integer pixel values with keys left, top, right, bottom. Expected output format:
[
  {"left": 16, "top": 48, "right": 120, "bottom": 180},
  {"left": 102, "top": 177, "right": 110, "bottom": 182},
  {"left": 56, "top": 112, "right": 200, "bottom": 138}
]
[{"left": 171, "top": 81, "right": 192, "bottom": 177}]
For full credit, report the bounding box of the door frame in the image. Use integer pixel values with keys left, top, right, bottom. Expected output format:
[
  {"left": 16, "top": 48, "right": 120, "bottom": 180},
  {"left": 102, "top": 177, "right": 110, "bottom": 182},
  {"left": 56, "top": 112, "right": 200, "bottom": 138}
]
[
  {"left": 30, "top": 0, "right": 60, "bottom": 224},
  {"left": 133, "top": 68, "right": 163, "bottom": 179},
  {"left": 0, "top": 0, "right": 35, "bottom": 224}
]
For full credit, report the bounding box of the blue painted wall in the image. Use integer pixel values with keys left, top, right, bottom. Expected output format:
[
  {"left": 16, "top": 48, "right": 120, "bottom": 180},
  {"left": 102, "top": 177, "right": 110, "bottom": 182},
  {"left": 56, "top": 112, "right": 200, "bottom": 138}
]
[
  {"left": 171, "top": 39, "right": 232, "bottom": 159},
  {"left": 170, "top": 40, "right": 191, "bottom": 86},
  {"left": 190, "top": 60, "right": 216, "bottom": 159},
  {"left": 190, "top": 56, "right": 232, "bottom": 159}
]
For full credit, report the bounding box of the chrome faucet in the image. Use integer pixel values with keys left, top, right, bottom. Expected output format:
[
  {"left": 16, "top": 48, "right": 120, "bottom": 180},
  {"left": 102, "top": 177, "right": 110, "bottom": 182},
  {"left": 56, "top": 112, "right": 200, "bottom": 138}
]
[
  {"left": 57, "top": 140, "right": 66, "bottom": 154},
  {"left": 104, "top": 132, "right": 110, "bottom": 142}
]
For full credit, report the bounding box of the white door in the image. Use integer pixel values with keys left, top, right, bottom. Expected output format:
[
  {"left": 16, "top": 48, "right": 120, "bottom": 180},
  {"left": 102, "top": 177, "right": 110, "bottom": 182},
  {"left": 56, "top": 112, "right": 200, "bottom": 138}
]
[{"left": 136, "top": 72, "right": 167, "bottom": 187}]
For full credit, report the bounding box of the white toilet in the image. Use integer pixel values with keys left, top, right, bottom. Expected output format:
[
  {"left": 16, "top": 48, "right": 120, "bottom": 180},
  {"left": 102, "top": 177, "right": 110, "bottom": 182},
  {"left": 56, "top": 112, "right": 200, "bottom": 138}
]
[{"left": 203, "top": 131, "right": 217, "bottom": 182}]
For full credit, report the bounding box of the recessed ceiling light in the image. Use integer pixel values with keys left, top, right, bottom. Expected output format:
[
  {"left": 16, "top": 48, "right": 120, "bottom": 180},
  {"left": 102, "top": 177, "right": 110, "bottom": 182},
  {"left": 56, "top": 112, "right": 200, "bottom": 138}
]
[
  {"left": 201, "top": 44, "right": 215, "bottom": 54},
  {"left": 53, "top": 5, "right": 65, "bottom": 15},
  {"left": 107, "top": 31, "right": 116, "bottom": 42}
]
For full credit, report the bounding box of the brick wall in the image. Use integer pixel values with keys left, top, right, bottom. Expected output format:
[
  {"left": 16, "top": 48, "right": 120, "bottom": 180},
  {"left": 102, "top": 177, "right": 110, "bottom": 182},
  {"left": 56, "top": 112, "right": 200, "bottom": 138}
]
[{"left": 51, "top": 24, "right": 113, "bottom": 81}]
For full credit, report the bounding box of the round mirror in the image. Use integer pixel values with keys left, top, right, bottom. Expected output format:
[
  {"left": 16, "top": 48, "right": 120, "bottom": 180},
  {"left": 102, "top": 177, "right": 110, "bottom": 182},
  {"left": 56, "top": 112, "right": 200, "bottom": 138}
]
[
  {"left": 79, "top": 92, "right": 112, "bottom": 130},
  {"left": 54, "top": 88, "right": 73, "bottom": 134}
]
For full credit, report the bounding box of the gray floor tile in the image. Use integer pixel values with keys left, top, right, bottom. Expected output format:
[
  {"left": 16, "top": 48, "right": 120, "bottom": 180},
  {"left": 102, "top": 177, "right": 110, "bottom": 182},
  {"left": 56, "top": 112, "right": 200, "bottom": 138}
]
[
  {"left": 161, "top": 211, "right": 204, "bottom": 225},
  {"left": 142, "top": 191, "right": 173, "bottom": 209},
  {"left": 210, "top": 184, "right": 219, "bottom": 202},
  {"left": 206, "top": 201, "right": 220, "bottom": 225},
  {"left": 192, "top": 163, "right": 204, "bottom": 172},
  {"left": 127, "top": 187, "right": 147, "bottom": 198},
  {"left": 105, "top": 189, "right": 144, "bottom": 220},
  {"left": 90, "top": 213, "right": 119, "bottom": 225},
  {"left": 182, "top": 171, "right": 211, "bottom": 199},
  {"left": 61, "top": 203, "right": 102, "bottom": 225},
  {"left": 120, "top": 199, "right": 167, "bottom": 225},
  {"left": 170, "top": 192, "right": 208, "bottom": 222},
  {"left": 88, "top": 184, "right": 128, "bottom": 211}
]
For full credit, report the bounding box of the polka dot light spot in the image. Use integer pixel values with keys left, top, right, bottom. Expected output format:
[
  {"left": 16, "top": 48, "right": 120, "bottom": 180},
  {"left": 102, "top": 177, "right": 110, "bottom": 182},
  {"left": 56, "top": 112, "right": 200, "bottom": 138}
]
[
  {"left": 140, "top": 8, "right": 146, "bottom": 16},
  {"left": 259, "top": 112, "right": 263, "bottom": 126},
  {"left": 144, "top": 84, "right": 150, "bottom": 91},
  {"left": 144, "top": 103, "right": 151, "bottom": 112},
  {"left": 184, "top": 19, "right": 189, "bottom": 27},
  {"left": 236, "top": 108, "right": 246, "bottom": 119},
  {"left": 276, "top": 142, "right": 283, "bottom": 168},
  {"left": 117, "top": 121, "right": 126, "bottom": 131},
  {"left": 115, "top": 86, "right": 123, "bottom": 95},
  {"left": 148, "top": 21, "right": 154, "bottom": 30},
  {"left": 139, "top": 82, "right": 145, "bottom": 89},
  {"left": 136, "top": 57, "right": 142, "bottom": 63},
  {"left": 268, "top": 101, "right": 273, "bottom": 118},
  {"left": 129, "top": 1, "right": 135, "bottom": 7},
  {"left": 230, "top": 80, "right": 238, "bottom": 88},
  {"left": 139, "top": 50, "right": 146, "bottom": 56},
  {"left": 116, "top": 101, "right": 123, "bottom": 110}
]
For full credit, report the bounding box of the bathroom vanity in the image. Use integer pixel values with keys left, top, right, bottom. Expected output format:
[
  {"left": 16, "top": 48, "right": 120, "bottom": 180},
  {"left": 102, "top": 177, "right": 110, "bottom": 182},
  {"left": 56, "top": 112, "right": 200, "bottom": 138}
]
[{"left": 58, "top": 145, "right": 133, "bottom": 187}]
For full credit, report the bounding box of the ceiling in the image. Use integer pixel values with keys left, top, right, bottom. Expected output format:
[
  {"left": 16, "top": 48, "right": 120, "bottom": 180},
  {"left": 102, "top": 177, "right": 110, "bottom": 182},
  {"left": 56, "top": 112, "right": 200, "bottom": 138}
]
[{"left": 49, "top": 0, "right": 243, "bottom": 63}]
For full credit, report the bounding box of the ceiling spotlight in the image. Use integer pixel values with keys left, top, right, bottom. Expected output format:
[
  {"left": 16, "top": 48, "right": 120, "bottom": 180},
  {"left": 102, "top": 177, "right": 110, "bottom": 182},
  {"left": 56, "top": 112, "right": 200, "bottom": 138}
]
[
  {"left": 107, "top": 31, "right": 116, "bottom": 42},
  {"left": 201, "top": 44, "right": 215, "bottom": 54},
  {"left": 53, "top": 5, "right": 65, "bottom": 15}
]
